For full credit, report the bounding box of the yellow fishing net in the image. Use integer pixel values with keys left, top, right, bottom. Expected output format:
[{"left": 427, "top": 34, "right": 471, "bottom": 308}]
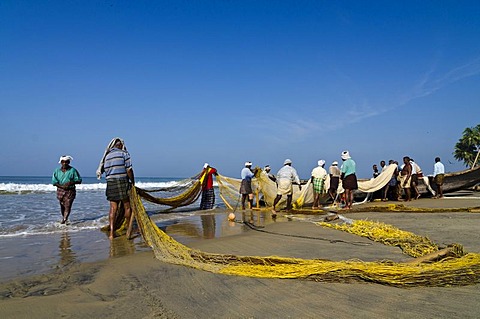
[
  {"left": 136, "top": 180, "right": 202, "bottom": 208},
  {"left": 129, "top": 187, "right": 480, "bottom": 287}
]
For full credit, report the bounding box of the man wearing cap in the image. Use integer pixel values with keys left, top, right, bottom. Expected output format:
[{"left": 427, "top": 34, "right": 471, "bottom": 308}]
[
  {"left": 52, "top": 155, "right": 82, "bottom": 224},
  {"left": 340, "top": 151, "right": 358, "bottom": 209},
  {"left": 240, "top": 161, "right": 256, "bottom": 209},
  {"left": 263, "top": 165, "right": 277, "bottom": 182},
  {"left": 328, "top": 161, "right": 341, "bottom": 202},
  {"left": 310, "top": 160, "right": 327, "bottom": 209},
  {"left": 199, "top": 163, "right": 218, "bottom": 210},
  {"left": 272, "top": 159, "right": 301, "bottom": 215},
  {"left": 97, "top": 138, "right": 135, "bottom": 239}
]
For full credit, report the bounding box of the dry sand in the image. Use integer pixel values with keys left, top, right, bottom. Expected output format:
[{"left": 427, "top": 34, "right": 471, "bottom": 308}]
[{"left": 1, "top": 195, "right": 480, "bottom": 318}]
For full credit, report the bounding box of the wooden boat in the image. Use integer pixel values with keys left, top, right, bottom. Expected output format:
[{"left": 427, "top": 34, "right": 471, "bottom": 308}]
[
  {"left": 418, "top": 165, "right": 480, "bottom": 195},
  {"left": 353, "top": 165, "right": 480, "bottom": 201}
]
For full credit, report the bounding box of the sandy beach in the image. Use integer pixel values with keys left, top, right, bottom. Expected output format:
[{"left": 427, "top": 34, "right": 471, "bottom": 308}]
[{"left": 1, "top": 194, "right": 480, "bottom": 318}]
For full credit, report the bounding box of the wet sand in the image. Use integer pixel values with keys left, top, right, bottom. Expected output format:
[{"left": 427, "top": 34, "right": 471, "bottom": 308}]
[{"left": 1, "top": 194, "right": 480, "bottom": 318}]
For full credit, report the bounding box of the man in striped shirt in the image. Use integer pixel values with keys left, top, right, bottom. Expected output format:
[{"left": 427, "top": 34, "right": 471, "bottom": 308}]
[{"left": 103, "top": 138, "right": 135, "bottom": 239}]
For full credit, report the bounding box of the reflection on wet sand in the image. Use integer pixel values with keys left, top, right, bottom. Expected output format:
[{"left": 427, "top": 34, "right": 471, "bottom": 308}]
[
  {"left": 159, "top": 211, "right": 274, "bottom": 241},
  {"left": 162, "top": 213, "right": 228, "bottom": 240},
  {"left": 58, "top": 231, "right": 76, "bottom": 267},
  {"left": 200, "top": 214, "right": 215, "bottom": 239},
  {"left": 109, "top": 236, "right": 136, "bottom": 258},
  {"left": 241, "top": 210, "right": 266, "bottom": 227}
]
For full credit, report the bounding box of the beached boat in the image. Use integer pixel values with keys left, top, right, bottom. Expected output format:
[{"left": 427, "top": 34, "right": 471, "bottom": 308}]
[
  {"left": 355, "top": 165, "right": 480, "bottom": 200},
  {"left": 418, "top": 165, "right": 480, "bottom": 195}
]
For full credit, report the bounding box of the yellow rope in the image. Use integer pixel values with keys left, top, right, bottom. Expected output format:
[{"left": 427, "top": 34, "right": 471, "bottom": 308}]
[
  {"left": 318, "top": 220, "right": 439, "bottom": 258},
  {"left": 129, "top": 187, "right": 480, "bottom": 287}
]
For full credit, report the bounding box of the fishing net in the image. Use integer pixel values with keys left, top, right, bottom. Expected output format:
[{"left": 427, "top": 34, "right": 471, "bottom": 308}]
[
  {"left": 215, "top": 165, "right": 399, "bottom": 210},
  {"left": 136, "top": 181, "right": 202, "bottom": 208},
  {"left": 134, "top": 164, "right": 398, "bottom": 211},
  {"left": 128, "top": 186, "right": 480, "bottom": 287}
]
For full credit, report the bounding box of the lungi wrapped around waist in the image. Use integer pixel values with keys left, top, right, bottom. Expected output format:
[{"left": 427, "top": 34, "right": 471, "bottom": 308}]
[
  {"left": 342, "top": 174, "right": 358, "bottom": 190},
  {"left": 106, "top": 178, "right": 131, "bottom": 201},
  {"left": 277, "top": 178, "right": 293, "bottom": 195},
  {"left": 56, "top": 187, "right": 76, "bottom": 207}
]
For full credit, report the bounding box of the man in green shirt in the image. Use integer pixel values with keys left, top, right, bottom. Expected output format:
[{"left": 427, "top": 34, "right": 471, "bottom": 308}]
[
  {"left": 340, "top": 151, "right": 358, "bottom": 209},
  {"left": 52, "top": 155, "right": 82, "bottom": 224}
]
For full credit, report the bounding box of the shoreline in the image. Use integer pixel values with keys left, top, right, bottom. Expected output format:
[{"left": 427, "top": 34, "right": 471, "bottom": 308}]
[{"left": 1, "top": 195, "right": 480, "bottom": 318}]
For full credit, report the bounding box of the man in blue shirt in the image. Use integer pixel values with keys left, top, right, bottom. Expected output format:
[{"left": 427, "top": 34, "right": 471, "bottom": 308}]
[{"left": 52, "top": 155, "right": 82, "bottom": 224}]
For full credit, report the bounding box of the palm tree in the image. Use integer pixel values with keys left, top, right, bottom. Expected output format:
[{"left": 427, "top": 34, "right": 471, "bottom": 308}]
[{"left": 454, "top": 124, "right": 480, "bottom": 168}]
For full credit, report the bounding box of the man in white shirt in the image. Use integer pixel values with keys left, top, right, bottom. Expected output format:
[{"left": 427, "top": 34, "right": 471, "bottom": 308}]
[
  {"left": 433, "top": 157, "right": 445, "bottom": 198},
  {"left": 272, "top": 159, "right": 301, "bottom": 216},
  {"left": 311, "top": 160, "right": 327, "bottom": 209}
]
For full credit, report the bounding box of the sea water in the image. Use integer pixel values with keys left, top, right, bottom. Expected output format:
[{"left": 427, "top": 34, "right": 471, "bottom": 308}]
[{"left": 0, "top": 176, "right": 232, "bottom": 282}]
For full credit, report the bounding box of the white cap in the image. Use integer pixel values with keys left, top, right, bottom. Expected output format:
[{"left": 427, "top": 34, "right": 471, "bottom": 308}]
[
  {"left": 204, "top": 163, "right": 209, "bottom": 168},
  {"left": 341, "top": 151, "right": 351, "bottom": 160},
  {"left": 58, "top": 155, "right": 73, "bottom": 163},
  {"left": 318, "top": 159, "right": 325, "bottom": 166},
  {"left": 284, "top": 159, "right": 292, "bottom": 165},
  {"left": 332, "top": 161, "right": 338, "bottom": 165},
  {"left": 245, "top": 161, "right": 252, "bottom": 167}
]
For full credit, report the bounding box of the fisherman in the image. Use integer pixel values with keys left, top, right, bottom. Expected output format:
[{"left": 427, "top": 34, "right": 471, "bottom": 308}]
[
  {"left": 328, "top": 161, "right": 341, "bottom": 202},
  {"left": 369, "top": 163, "right": 381, "bottom": 201},
  {"left": 52, "top": 155, "right": 82, "bottom": 224},
  {"left": 272, "top": 159, "right": 301, "bottom": 216},
  {"left": 399, "top": 156, "right": 412, "bottom": 201},
  {"left": 382, "top": 159, "right": 398, "bottom": 201},
  {"left": 433, "top": 157, "right": 445, "bottom": 198},
  {"left": 410, "top": 158, "right": 423, "bottom": 199},
  {"left": 240, "top": 161, "right": 255, "bottom": 210},
  {"left": 264, "top": 165, "right": 277, "bottom": 182},
  {"left": 199, "top": 163, "right": 218, "bottom": 210},
  {"left": 97, "top": 138, "right": 135, "bottom": 240},
  {"left": 340, "top": 151, "right": 357, "bottom": 209},
  {"left": 372, "top": 164, "right": 380, "bottom": 178},
  {"left": 311, "top": 159, "right": 327, "bottom": 209}
]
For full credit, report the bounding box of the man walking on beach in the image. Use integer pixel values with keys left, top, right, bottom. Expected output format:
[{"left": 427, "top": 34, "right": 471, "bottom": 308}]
[
  {"left": 52, "top": 155, "right": 82, "bottom": 224},
  {"left": 97, "top": 138, "right": 135, "bottom": 239},
  {"left": 272, "top": 159, "right": 302, "bottom": 216},
  {"left": 433, "top": 157, "right": 445, "bottom": 198}
]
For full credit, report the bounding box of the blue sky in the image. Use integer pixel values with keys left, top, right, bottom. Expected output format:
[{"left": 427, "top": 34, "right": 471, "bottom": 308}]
[{"left": 1, "top": 1, "right": 479, "bottom": 179}]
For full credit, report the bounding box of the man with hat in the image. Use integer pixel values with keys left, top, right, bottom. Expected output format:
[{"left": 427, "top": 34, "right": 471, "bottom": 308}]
[
  {"left": 240, "top": 161, "right": 256, "bottom": 210},
  {"left": 340, "top": 151, "right": 358, "bottom": 209},
  {"left": 328, "top": 160, "right": 341, "bottom": 202},
  {"left": 263, "top": 165, "right": 277, "bottom": 182},
  {"left": 97, "top": 138, "right": 135, "bottom": 239},
  {"left": 52, "top": 155, "right": 82, "bottom": 224},
  {"left": 272, "top": 159, "right": 301, "bottom": 216},
  {"left": 199, "top": 163, "right": 218, "bottom": 210},
  {"left": 310, "top": 159, "right": 327, "bottom": 209}
]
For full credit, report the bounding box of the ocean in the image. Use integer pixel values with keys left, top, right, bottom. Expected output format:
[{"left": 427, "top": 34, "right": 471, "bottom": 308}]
[{"left": 0, "top": 176, "right": 239, "bottom": 283}]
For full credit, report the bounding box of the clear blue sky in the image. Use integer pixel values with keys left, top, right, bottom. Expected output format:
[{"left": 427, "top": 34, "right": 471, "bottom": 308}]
[{"left": 1, "top": 1, "right": 479, "bottom": 179}]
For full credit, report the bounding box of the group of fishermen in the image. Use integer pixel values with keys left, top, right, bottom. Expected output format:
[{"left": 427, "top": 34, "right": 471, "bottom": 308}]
[
  {"left": 52, "top": 137, "right": 447, "bottom": 237},
  {"left": 238, "top": 150, "right": 358, "bottom": 215}
]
